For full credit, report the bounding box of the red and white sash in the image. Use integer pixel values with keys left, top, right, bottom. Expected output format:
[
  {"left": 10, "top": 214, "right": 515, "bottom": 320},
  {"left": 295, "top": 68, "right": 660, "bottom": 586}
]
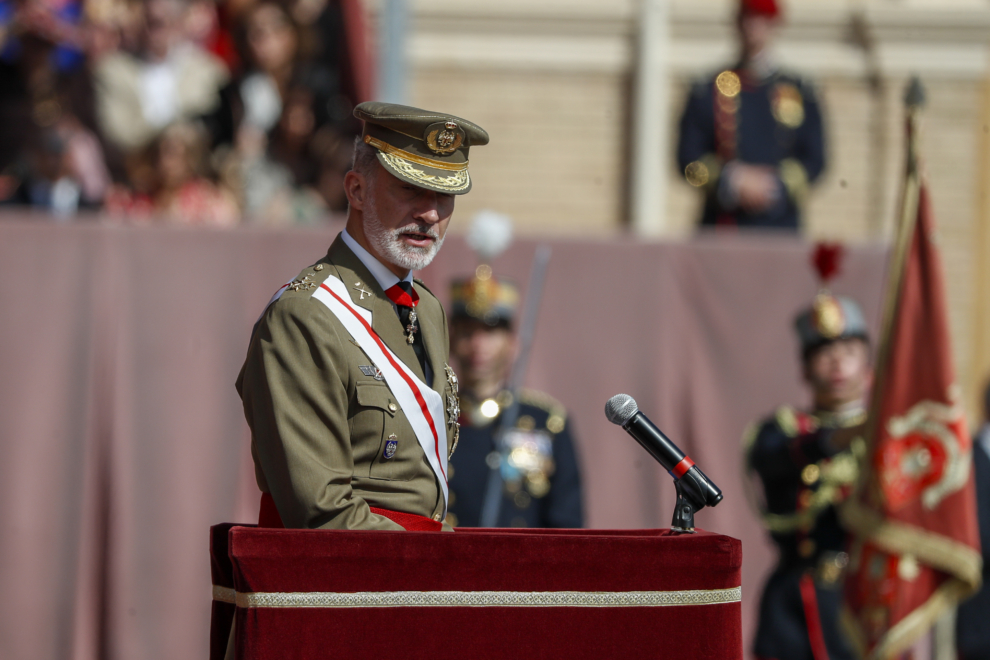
[{"left": 266, "top": 273, "right": 449, "bottom": 514}]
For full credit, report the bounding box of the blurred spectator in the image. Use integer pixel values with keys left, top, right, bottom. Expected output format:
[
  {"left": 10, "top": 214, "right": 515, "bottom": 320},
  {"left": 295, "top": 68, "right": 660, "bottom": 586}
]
[
  {"left": 0, "top": 0, "right": 362, "bottom": 222},
  {"left": 0, "top": 4, "right": 109, "bottom": 210},
  {"left": 106, "top": 120, "right": 238, "bottom": 224},
  {"left": 0, "top": 0, "right": 89, "bottom": 72},
  {"left": 183, "top": 0, "right": 238, "bottom": 70},
  {"left": 2, "top": 120, "right": 110, "bottom": 215},
  {"left": 205, "top": 0, "right": 351, "bottom": 224},
  {"left": 92, "top": 0, "right": 228, "bottom": 153}
]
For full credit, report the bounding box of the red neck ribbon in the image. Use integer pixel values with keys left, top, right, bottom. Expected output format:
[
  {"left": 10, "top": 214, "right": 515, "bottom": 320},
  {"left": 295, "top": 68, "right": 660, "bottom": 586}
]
[{"left": 385, "top": 283, "right": 420, "bottom": 308}]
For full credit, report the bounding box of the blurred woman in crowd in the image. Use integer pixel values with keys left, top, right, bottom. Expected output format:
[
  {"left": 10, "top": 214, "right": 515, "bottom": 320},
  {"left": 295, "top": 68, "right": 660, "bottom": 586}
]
[
  {"left": 106, "top": 120, "right": 238, "bottom": 225},
  {"left": 205, "top": 0, "right": 352, "bottom": 224},
  {"left": 0, "top": 4, "right": 109, "bottom": 212}
]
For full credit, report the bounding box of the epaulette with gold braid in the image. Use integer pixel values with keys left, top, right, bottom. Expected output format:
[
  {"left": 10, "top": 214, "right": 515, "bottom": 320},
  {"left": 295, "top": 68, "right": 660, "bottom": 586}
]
[
  {"left": 775, "top": 406, "right": 818, "bottom": 437},
  {"left": 518, "top": 388, "right": 567, "bottom": 435}
]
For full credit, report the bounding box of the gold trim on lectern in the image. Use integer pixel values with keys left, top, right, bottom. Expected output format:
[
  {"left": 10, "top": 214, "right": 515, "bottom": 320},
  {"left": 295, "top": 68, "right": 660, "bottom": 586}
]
[{"left": 211, "top": 586, "right": 742, "bottom": 609}]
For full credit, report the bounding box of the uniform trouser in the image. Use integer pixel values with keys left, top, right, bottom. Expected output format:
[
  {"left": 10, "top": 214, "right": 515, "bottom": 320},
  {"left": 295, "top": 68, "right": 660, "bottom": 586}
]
[{"left": 754, "top": 567, "right": 855, "bottom": 660}]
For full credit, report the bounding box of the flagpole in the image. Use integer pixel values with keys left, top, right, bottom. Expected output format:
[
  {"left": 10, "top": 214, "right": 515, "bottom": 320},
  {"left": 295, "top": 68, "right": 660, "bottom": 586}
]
[{"left": 863, "top": 78, "right": 926, "bottom": 469}]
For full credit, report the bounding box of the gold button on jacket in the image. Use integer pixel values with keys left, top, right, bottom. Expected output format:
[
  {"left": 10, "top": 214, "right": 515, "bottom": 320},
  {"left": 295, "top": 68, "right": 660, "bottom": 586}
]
[{"left": 236, "top": 235, "right": 457, "bottom": 530}]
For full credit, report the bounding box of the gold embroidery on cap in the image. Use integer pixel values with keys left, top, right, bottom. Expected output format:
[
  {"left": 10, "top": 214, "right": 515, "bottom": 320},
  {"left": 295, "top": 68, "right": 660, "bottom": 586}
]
[
  {"left": 364, "top": 136, "right": 468, "bottom": 172},
  {"left": 380, "top": 152, "right": 471, "bottom": 192}
]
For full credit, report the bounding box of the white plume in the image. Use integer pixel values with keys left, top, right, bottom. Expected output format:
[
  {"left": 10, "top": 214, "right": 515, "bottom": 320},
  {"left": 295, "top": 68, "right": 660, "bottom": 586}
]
[{"left": 466, "top": 210, "right": 513, "bottom": 261}]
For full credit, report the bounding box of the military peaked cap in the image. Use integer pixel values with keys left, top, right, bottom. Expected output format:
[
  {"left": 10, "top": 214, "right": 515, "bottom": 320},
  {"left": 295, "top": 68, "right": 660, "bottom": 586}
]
[
  {"left": 450, "top": 267, "right": 519, "bottom": 328},
  {"left": 354, "top": 102, "right": 490, "bottom": 195}
]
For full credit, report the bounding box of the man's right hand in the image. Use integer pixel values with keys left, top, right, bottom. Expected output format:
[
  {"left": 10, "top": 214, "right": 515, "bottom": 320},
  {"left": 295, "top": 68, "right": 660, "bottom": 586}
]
[{"left": 731, "top": 163, "right": 780, "bottom": 213}]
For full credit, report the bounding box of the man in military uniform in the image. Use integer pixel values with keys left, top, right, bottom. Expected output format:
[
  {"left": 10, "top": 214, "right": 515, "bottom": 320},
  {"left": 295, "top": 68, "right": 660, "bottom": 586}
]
[
  {"left": 677, "top": 0, "right": 825, "bottom": 229},
  {"left": 956, "top": 380, "right": 990, "bottom": 660},
  {"left": 744, "top": 293, "right": 871, "bottom": 660},
  {"left": 236, "top": 102, "right": 489, "bottom": 532},
  {"left": 444, "top": 270, "right": 583, "bottom": 529}
]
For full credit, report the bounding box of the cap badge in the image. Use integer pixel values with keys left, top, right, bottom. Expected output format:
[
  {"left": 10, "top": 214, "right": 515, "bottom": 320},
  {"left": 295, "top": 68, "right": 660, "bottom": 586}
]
[
  {"left": 426, "top": 120, "right": 464, "bottom": 155},
  {"left": 812, "top": 293, "right": 846, "bottom": 339}
]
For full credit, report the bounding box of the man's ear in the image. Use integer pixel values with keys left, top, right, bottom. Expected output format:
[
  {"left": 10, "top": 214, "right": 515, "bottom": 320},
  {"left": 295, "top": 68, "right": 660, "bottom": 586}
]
[{"left": 344, "top": 170, "right": 366, "bottom": 211}]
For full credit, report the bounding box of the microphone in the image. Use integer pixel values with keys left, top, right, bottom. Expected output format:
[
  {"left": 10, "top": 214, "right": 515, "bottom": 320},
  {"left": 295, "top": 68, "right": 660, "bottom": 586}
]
[{"left": 605, "top": 394, "right": 723, "bottom": 509}]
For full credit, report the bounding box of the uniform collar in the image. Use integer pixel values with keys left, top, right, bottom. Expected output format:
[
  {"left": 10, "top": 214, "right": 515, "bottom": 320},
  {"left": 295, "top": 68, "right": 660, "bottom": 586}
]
[
  {"left": 812, "top": 405, "right": 866, "bottom": 429},
  {"left": 738, "top": 50, "right": 779, "bottom": 84},
  {"left": 341, "top": 229, "right": 414, "bottom": 292}
]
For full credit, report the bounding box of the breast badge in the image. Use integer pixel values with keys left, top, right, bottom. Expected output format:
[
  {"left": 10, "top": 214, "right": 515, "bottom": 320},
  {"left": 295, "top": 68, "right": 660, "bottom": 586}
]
[
  {"left": 501, "top": 428, "right": 556, "bottom": 499},
  {"left": 359, "top": 365, "right": 385, "bottom": 381},
  {"left": 445, "top": 363, "right": 461, "bottom": 457},
  {"left": 772, "top": 83, "right": 805, "bottom": 128},
  {"left": 383, "top": 434, "right": 398, "bottom": 460},
  {"left": 715, "top": 70, "right": 742, "bottom": 98}
]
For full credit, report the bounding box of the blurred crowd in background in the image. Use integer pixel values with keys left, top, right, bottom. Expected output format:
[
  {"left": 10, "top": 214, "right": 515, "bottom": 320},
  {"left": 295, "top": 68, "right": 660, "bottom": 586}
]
[{"left": 0, "top": 0, "right": 361, "bottom": 225}]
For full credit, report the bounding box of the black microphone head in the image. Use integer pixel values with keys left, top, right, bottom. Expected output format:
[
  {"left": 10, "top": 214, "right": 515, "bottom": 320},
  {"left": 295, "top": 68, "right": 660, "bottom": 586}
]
[{"left": 605, "top": 394, "right": 639, "bottom": 426}]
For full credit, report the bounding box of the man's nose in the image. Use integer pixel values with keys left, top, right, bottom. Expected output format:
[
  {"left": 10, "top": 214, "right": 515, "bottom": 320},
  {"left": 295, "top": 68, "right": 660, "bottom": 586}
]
[{"left": 413, "top": 192, "right": 442, "bottom": 224}]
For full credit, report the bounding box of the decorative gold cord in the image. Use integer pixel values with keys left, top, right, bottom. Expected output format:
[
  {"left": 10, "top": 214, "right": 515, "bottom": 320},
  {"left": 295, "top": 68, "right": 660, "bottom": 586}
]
[{"left": 364, "top": 136, "right": 468, "bottom": 172}]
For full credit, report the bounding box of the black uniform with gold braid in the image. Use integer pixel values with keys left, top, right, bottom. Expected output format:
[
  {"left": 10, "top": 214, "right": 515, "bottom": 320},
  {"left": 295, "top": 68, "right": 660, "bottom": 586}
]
[
  {"left": 744, "top": 292, "right": 868, "bottom": 660},
  {"left": 676, "top": 0, "right": 825, "bottom": 229},
  {"left": 445, "top": 272, "right": 584, "bottom": 529}
]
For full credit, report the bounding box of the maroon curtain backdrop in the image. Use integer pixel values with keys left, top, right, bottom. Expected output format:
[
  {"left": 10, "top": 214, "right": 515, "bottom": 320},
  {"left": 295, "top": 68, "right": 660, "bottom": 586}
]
[{"left": 0, "top": 216, "right": 887, "bottom": 660}]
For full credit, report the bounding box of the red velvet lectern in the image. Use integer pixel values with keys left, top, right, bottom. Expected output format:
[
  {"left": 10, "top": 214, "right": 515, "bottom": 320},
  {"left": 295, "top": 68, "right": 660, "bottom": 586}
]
[{"left": 210, "top": 524, "right": 742, "bottom": 659}]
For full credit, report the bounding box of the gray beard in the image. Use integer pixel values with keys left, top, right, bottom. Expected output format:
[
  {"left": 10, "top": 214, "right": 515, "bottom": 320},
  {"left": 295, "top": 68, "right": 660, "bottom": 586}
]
[{"left": 363, "top": 196, "right": 445, "bottom": 271}]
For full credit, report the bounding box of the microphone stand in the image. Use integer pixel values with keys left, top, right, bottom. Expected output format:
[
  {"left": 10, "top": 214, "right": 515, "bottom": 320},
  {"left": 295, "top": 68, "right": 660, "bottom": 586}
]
[
  {"left": 478, "top": 245, "right": 552, "bottom": 528},
  {"left": 671, "top": 481, "right": 704, "bottom": 534}
]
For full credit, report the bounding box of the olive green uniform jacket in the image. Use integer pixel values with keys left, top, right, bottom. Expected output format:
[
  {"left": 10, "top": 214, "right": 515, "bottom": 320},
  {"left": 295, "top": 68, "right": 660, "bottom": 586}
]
[{"left": 236, "top": 235, "right": 457, "bottom": 531}]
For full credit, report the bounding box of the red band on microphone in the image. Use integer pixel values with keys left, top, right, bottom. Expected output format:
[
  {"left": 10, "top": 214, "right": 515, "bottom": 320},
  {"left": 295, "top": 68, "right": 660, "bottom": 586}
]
[{"left": 672, "top": 456, "right": 695, "bottom": 479}]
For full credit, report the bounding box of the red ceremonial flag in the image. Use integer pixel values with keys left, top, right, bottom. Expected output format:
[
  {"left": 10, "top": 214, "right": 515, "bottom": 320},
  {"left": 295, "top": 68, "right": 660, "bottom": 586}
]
[{"left": 841, "top": 80, "right": 982, "bottom": 659}]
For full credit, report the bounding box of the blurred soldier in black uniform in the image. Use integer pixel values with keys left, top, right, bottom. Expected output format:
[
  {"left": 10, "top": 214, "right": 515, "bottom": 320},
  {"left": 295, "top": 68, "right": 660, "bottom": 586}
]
[
  {"left": 956, "top": 381, "right": 990, "bottom": 660},
  {"left": 744, "top": 291, "right": 871, "bottom": 660},
  {"left": 444, "top": 268, "right": 584, "bottom": 529},
  {"left": 677, "top": 0, "right": 825, "bottom": 229}
]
